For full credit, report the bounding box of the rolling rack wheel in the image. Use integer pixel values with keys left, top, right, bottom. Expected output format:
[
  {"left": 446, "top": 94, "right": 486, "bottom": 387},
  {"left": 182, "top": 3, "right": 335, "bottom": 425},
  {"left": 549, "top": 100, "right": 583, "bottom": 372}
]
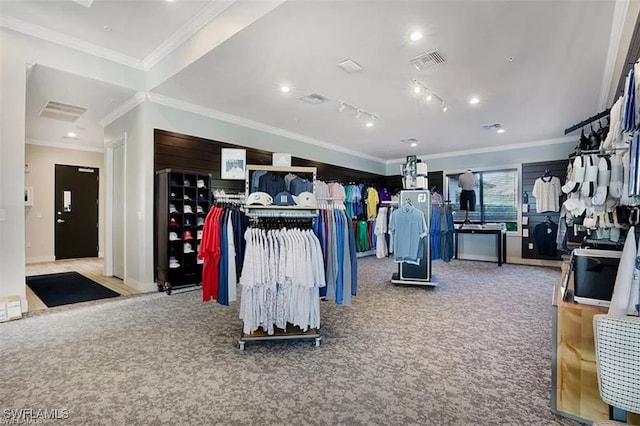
[
  {"left": 314, "top": 337, "right": 322, "bottom": 347},
  {"left": 238, "top": 340, "right": 245, "bottom": 351},
  {"left": 163, "top": 282, "right": 172, "bottom": 295}
]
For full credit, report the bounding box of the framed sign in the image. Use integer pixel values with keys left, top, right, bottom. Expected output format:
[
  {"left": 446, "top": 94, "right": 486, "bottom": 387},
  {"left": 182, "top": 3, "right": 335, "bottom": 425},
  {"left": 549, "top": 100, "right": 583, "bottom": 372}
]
[{"left": 221, "top": 148, "right": 246, "bottom": 180}]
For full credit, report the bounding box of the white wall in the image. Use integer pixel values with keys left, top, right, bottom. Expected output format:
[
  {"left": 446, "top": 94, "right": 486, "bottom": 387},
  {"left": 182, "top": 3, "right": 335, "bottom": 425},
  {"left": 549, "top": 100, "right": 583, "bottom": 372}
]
[
  {"left": 0, "top": 28, "right": 144, "bottom": 310},
  {"left": 24, "top": 144, "right": 105, "bottom": 263}
]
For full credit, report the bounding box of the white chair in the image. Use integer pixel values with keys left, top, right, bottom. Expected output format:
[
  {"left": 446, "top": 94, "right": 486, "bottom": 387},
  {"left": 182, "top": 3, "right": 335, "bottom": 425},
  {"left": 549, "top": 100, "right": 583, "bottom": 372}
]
[{"left": 593, "top": 314, "right": 640, "bottom": 425}]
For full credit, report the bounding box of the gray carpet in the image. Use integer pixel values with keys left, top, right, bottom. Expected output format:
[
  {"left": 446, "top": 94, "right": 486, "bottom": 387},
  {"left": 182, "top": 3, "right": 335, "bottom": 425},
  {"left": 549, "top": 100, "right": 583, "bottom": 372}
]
[{"left": 0, "top": 258, "right": 577, "bottom": 425}]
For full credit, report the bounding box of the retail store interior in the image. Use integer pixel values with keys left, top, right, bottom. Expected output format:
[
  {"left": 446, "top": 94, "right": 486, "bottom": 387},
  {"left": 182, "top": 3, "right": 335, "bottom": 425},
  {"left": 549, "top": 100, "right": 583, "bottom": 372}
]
[{"left": 1, "top": 1, "right": 640, "bottom": 425}]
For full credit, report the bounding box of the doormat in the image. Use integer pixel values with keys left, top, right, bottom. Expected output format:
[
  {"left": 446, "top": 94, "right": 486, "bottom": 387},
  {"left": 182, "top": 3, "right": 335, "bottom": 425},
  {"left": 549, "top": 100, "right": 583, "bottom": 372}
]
[{"left": 26, "top": 272, "right": 120, "bottom": 308}]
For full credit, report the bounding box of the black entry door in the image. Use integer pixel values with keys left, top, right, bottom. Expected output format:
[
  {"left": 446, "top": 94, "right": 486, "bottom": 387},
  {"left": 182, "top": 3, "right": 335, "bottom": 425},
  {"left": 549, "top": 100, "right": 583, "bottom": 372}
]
[{"left": 55, "top": 164, "right": 99, "bottom": 260}]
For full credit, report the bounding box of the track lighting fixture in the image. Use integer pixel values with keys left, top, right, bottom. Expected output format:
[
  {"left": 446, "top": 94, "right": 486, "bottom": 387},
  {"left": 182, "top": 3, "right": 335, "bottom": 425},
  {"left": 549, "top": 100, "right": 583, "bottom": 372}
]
[
  {"left": 441, "top": 103, "right": 448, "bottom": 112},
  {"left": 355, "top": 109, "right": 362, "bottom": 119},
  {"left": 338, "top": 102, "right": 345, "bottom": 112},
  {"left": 426, "top": 94, "right": 432, "bottom": 101}
]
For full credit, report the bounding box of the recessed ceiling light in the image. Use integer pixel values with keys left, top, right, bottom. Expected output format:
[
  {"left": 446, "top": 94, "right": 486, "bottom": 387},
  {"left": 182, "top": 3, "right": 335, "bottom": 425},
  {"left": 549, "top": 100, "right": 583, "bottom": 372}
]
[
  {"left": 442, "top": 106, "right": 448, "bottom": 112},
  {"left": 413, "top": 86, "right": 421, "bottom": 94},
  {"left": 469, "top": 97, "right": 480, "bottom": 105},
  {"left": 280, "top": 85, "right": 290, "bottom": 93},
  {"left": 497, "top": 128, "right": 505, "bottom": 134},
  {"left": 426, "top": 94, "right": 432, "bottom": 101},
  {"left": 411, "top": 142, "right": 418, "bottom": 147},
  {"left": 67, "top": 132, "right": 76, "bottom": 137},
  {"left": 366, "top": 121, "right": 374, "bottom": 127},
  {"left": 409, "top": 31, "right": 423, "bottom": 41},
  {"left": 103, "top": 25, "right": 112, "bottom": 32}
]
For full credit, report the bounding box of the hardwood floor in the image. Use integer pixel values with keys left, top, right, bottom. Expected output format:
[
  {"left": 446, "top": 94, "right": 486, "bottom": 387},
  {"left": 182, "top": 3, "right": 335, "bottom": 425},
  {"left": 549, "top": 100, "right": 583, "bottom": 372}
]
[{"left": 25, "top": 258, "right": 140, "bottom": 312}]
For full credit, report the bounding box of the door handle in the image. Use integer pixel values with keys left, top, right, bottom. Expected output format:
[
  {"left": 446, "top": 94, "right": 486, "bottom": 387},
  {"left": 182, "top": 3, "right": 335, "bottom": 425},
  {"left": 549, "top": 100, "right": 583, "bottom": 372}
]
[{"left": 57, "top": 218, "right": 65, "bottom": 223}]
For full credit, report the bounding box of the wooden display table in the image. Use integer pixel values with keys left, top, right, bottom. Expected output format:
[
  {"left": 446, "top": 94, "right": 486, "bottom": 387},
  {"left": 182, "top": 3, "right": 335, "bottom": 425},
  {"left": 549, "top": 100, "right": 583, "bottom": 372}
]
[{"left": 552, "top": 263, "right": 640, "bottom": 424}]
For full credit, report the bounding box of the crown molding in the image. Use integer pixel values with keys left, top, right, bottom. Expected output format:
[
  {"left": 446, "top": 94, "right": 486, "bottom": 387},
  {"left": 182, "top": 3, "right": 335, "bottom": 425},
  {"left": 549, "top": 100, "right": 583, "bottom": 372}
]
[
  {"left": 100, "top": 92, "right": 147, "bottom": 127},
  {"left": 0, "top": 15, "right": 145, "bottom": 70},
  {"left": 598, "top": 0, "right": 630, "bottom": 109},
  {"left": 143, "top": 0, "right": 236, "bottom": 70},
  {"left": 26, "top": 138, "right": 104, "bottom": 153},
  {"left": 147, "top": 93, "right": 387, "bottom": 163},
  {"left": 385, "top": 136, "right": 577, "bottom": 164}
]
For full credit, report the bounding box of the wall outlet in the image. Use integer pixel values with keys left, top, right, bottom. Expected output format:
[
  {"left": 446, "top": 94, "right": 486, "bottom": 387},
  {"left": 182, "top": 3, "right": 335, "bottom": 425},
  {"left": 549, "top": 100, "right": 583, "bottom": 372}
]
[{"left": 528, "top": 243, "right": 534, "bottom": 250}]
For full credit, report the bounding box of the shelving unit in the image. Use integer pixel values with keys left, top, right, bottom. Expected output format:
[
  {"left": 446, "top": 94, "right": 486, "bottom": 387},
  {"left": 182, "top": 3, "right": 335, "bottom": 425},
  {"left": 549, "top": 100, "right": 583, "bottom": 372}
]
[
  {"left": 155, "top": 169, "right": 212, "bottom": 295},
  {"left": 238, "top": 165, "right": 321, "bottom": 350}
]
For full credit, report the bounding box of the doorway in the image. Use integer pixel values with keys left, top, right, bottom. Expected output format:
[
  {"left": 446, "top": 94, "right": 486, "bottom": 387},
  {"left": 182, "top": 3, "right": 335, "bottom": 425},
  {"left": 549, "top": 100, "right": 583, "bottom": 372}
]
[{"left": 54, "top": 164, "right": 99, "bottom": 260}]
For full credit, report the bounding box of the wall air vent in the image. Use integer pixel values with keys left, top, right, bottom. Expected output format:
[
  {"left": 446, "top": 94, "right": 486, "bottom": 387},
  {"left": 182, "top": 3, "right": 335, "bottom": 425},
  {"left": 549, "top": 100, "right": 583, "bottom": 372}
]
[
  {"left": 39, "top": 101, "right": 88, "bottom": 123},
  {"left": 409, "top": 49, "right": 445, "bottom": 71},
  {"left": 299, "top": 93, "right": 330, "bottom": 105}
]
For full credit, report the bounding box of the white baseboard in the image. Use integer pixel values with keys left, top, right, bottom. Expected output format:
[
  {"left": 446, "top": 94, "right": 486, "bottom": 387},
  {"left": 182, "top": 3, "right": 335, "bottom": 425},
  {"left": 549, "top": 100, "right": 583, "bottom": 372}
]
[
  {"left": 26, "top": 255, "right": 56, "bottom": 264},
  {"left": 98, "top": 251, "right": 104, "bottom": 258},
  {"left": 457, "top": 254, "right": 561, "bottom": 268},
  {"left": 124, "top": 277, "right": 157, "bottom": 293}
]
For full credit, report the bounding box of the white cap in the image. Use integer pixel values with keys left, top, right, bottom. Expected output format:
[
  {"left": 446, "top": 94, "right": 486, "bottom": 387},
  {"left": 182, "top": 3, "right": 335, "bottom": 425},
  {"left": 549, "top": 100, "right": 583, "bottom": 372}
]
[
  {"left": 197, "top": 229, "right": 203, "bottom": 240},
  {"left": 293, "top": 191, "right": 318, "bottom": 207},
  {"left": 169, "top": 204, "right": 178, "bottom": 213},
  {"left": 183, "top": 242, "right": 194, "bottom": 254},
  {"left": 183, "top": 205, "right": 193, "bottom": 214},
  {"left": 247, "top": 192, "right": 273, "bottom": 206},
  {"left": 197, "top": 179, "right": 206, "bottom": 188},
  {"left": 169, "top": 232, "right": 179, "bottom": 241},
  {"left": 197, "top": 205, "right": 204, "bottom": 213}
]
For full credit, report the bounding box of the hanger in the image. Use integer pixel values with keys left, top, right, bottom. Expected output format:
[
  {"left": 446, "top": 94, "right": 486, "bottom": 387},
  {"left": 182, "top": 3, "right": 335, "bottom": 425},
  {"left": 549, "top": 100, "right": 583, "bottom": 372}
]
[{"left": 543, "top": 169, "right": 551, "bottom": 178}]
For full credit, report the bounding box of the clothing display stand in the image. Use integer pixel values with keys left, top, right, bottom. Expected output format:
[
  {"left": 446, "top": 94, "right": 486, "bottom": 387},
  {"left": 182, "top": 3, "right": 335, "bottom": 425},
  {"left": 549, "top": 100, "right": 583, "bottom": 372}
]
[
  {"left": 391, "top": 189, "right": 435, "bottom": 286},
  {"left": 238, "top": 165, "right": 322, "bottom": 350}
]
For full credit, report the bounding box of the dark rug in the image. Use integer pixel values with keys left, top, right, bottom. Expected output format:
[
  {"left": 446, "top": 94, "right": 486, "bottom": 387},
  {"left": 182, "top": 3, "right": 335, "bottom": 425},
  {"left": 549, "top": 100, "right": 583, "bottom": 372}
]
[{"left": 26, "top": 271, "right": 120, "bottom": 307}]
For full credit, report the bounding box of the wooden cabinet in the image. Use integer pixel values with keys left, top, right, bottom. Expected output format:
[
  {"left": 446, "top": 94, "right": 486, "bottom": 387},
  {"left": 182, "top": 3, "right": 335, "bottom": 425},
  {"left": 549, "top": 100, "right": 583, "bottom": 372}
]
[
  {"left": 155, "top": 169, "right": 212, "bottom": 294},
  {"left": 552, "top": 264, "right": 640, "bottom": 424}
]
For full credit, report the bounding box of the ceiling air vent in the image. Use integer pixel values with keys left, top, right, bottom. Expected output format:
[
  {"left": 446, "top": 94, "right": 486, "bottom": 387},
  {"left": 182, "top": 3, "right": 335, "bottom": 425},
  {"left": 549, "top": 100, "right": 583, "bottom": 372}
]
[
  {"left": 39, "top": 101, "right": 88, "bottom": 123},
  {"left": 481, "top": 123, "right": 502, "bottom": 131},
  {"left": 401, "top": 138, "right": 419, "bottom": 144},
  {"left": 409, "top": 49, "right": 445, "bottom": 71},
  {"left": 338, "top": 59, "right": 363, "bottom": 73},
  {"left": 299, "top": 93, "right": 330, "bottom": 105}
]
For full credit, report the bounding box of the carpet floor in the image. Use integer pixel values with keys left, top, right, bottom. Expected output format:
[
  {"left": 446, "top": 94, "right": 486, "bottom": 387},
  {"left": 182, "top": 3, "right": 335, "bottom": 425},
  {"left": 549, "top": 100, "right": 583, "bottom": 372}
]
[{"left": 0, "top": 258, "right": 577, "bottom": 425}]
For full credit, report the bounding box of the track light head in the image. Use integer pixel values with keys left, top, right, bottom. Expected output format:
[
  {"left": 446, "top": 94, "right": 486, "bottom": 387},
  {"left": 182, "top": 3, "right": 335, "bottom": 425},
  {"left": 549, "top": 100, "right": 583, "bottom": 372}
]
[
  {"left": 426, "top": 93, "right": 432, "bottom": 101},
  {"left": 355, "top": 109, "right": 362, "bottom": 119},
  {"left": 338, "top": 102, "right": 345, "bottom": 112}
]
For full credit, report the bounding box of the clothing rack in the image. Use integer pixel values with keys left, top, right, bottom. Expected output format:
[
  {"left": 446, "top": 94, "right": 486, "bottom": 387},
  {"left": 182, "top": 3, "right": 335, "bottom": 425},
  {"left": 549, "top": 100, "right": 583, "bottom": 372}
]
[
  {"left": 568, "top": 146, "right": 630, "bottom": 159},
  {"left": 564, "top": 108, "right": 611, "bottom": 135}
]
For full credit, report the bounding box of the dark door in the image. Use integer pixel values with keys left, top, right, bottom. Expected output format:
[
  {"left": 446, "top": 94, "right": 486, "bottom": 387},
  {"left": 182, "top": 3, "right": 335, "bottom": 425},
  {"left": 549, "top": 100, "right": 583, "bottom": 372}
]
[{"left": 55, "top": 164, "right": 99, "bottom": 260}]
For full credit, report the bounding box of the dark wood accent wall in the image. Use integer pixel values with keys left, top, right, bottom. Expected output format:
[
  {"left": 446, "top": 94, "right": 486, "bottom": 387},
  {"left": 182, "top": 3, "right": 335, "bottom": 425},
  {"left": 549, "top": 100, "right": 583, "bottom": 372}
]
[
  {"left": 154, "top": 129, "right": 393, "bottom": 187},
  {"left": 521, "top": 159, "right": 569, "bottom": 260}
]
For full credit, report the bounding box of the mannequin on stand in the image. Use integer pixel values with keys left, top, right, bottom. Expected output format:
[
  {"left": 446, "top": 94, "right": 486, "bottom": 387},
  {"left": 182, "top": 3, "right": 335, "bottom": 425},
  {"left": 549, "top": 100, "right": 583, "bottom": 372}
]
[{"left": 458, "top": 169, "right": 478, "bottom": 223}]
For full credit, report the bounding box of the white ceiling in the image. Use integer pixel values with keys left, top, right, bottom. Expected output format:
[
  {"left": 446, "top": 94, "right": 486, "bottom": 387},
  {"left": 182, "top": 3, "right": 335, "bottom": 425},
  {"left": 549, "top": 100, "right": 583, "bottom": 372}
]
[
  {"left": 25, "top": 65, "right": 136, "bottom": 148},
  {"left": 153, "top": 0, "right": 615, "bottom": 160},
  {"left": 4, "top": 0, "right": 624, "bottom": 161},
  {"left": 0, "top": 0, "right": 211, "bottom": 60}
]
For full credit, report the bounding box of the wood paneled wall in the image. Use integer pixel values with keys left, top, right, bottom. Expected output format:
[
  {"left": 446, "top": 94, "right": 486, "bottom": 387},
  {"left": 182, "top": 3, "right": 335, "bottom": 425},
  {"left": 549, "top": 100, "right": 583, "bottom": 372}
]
[{"left": 154, "top": 129, "right": 397, "bottom": 188}]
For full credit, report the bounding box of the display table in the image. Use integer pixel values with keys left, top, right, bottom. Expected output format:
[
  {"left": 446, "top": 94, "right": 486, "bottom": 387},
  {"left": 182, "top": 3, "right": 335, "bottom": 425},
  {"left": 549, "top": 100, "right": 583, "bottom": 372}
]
[
  {"left": 551, "top": 263, "right": 640, "bottom": 424},
  {"left": 453, "top": 227, "right": 507, "bottom": 266}
]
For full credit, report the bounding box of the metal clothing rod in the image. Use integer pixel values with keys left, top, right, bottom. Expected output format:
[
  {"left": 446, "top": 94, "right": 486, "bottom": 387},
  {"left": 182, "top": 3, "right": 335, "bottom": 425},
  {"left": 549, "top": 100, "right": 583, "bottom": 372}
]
[{"left": 564, "top": 109, "right": 611, "bottom": 135}]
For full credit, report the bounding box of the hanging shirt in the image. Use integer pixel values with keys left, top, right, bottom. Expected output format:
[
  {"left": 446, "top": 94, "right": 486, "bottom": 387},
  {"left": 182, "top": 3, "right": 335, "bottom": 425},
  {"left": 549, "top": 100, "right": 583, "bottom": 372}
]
[
  {"left": 390, "top": 205, "right": 428, "bottom": 263},
  {"left": 365, "top": 187, "right": 379, "bottom": 219},
  {"left": 532, "top": 176, "right": 562, "bottom": 213},
  {"left": 533, "top": 221, "right": 558, "bottom": 257},
  {"left": 258, "top": 173, "right": 286, "bottom": 197}
]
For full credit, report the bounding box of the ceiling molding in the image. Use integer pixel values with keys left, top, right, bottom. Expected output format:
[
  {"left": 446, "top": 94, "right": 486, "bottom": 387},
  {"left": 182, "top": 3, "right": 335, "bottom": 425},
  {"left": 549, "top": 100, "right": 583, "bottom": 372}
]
[
  {"left": 385, "top": 136, "right": 578, "bottom": 164},
  {"left": 26, "top": 138, "right": 104, "bottom": 153},
  {"left": 142, "top": 0, "right": 237, "bottom": 70},
  {"left": 0, "top": 15, "right": 145, "bottom": 70},
  {"left": 100, "top": 92, "right": 147, "bottom": 127},
  {"left": 598, "top": 0, "right": 630, "bottom": 109},
  {"left": 147, "top": 92, "right": 387, "bottom": 163}
]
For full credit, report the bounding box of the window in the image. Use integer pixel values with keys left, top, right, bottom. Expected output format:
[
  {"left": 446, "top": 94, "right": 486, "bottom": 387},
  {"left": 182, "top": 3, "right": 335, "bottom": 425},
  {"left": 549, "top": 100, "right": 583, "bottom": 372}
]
[{"left": 446, "top": 169, "right": 518, "bottom": 231}]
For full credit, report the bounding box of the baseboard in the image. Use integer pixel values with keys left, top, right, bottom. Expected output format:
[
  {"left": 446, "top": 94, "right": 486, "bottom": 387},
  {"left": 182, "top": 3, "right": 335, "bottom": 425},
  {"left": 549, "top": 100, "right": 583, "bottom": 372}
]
[
  {"left": 124, "top": 277, "right": 157, "bottom": 293},
  {"left": 456, "top": 255, "right": 561, "bottom": 268},
  {"left": 98, "top": 251, "right": 104, "bottom": 258},
  {"left": 26, "top": 255, "right": 56, "bottom": 264}
]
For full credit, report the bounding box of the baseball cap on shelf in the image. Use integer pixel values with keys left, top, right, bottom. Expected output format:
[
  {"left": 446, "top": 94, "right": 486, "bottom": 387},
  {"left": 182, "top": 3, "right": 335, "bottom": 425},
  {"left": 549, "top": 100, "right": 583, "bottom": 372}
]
[
  {"left": 169, "top": 256, "right": 180, "bottom": 268},
  {"left": 169, "top": 218, "right": 178, "bottom": 227},
  {"left": 247, "top": 192, "right": 273, "bottom": 206},
  {"left": 183, "top": 205, "right": 193, "bottom": 214},
  {"left": 197, "top": 230, "right": 203, "bottom": 240},
  {"left": 197, "top": 179, "right": 206, "bottom": 188},
  {"left": 183, "top": 230, "right": 193, "bottom": 240},
  {"left": 169, "top": 204, "right": 178, "bottom": 213},
  {"left": 293, "top": 191, "right": 318, "bottom": 207},
  {"left": 169, "top": 231, "right": 179, "bottom": 241},
  {"left": 183, "top": 242, "right": 194, "bottom": 254},
  {"left": 197, "top": 257, "right": 204, "bottom": 265},
  {"left": 198, "top": 193, "right": 205, "bottom": 201},
  {"left": 197, "top": 205, "right": 205, "bottom": 213},
  {"left": 184, "top": 194, "right": 192, "bottom": 201},
  {"left": 197, "top": 217, "right": 205, "bottom": 227},
  {"left": 170, "top": 179, "right": 178, "bottom": 186},
  {"left": 184, "top": 218, "right": 192, "bottom": 226},
  {"left": 274, "top": 191, "right": 295, "bottom": 206},
  {"left": 171, "top": 192, "right": 176, "bottom": 198},
  {"left": 184, "top": 179, "right": 191, "bottom": 187}
]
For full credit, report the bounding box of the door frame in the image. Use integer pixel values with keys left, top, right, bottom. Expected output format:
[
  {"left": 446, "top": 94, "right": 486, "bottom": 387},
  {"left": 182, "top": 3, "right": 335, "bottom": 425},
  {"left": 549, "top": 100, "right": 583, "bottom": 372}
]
[{"left": 105, "top": 133, "right": 127, "bottom": 279}]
